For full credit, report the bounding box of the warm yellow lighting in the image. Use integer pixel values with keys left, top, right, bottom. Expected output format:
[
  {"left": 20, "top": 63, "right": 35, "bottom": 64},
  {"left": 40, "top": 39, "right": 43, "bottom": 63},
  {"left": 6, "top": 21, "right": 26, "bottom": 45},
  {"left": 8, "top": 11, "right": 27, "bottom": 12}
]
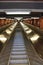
[
  {"left": 11, "top": 26, "right": 14, "bottom": 28},
  {"left": 13, "top": 22, "right": 18, "bottom": 28},
  {"left": 9, "top": 27, "right": 13, "bottom": 31},
  {"left": 0, "top": 34, "right": 7, "bottom": 43},
  {"left": 20, "top": 22, "right": 24, "bottom": 26},
  {"left": 9, "top": 28, "right": 13, "bottom": 31},
  {"left": 26, "top": 29, "right": 32, "bottom": 34},
  {"left": 5, "top": 29, "right": 12, "bottom": 35},
  {"left": 30, "top": 34, "right": 40, "bottom": 43},
  {"left": 5, "top": 22, "right": 18, "bottom": 35},
  {"left": 24, "top": 27, "right": 29, "bottom": 31},
  {"left": 20, "top": 22, "right": 29, "bottom": 31}
]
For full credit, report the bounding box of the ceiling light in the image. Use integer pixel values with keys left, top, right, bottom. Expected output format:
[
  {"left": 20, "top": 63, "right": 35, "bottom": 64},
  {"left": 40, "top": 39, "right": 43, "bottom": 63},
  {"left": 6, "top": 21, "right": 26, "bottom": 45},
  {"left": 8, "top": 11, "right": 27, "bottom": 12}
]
[
  {"left": 30, "top": 34, "right": 40, "bottom": 43},
  {"left": 6, "top": 11, "right": 30, "bottom": 15}
]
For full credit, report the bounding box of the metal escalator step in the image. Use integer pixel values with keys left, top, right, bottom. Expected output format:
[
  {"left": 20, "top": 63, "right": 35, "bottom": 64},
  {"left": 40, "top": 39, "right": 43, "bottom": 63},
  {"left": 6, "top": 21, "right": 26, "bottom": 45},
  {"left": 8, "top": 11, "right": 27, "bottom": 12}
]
[
  {"left": 12, "top": 47, "right": 25, "bottom": 48},
  {"left": 13, "top": 44, "right": 24, "bottom": 45},
  {"left": 12, "top": 46, "right": 25, "bottom": 47},
  {"left": 13, "top": 44, "right": 25, "bottom": 46},
  {"left": 11, "top": 48, "right": 26, "bottom": 51},
  {"left": 11, "top": 51, "right": 26, "bottom": 55},
  {"left": 9, "top": 59, "right": 28, "bottom": 64},
  {"left": 9, "top": 64, "right": 28, "bottom": 65},
  {"left": 11, "top": 50, "right": 26, "bottom": 52},
  {"left": 13, "top": 41, "right": 24, "bottom": 43},
  {"left": 8, "top": 32, "right": 29, "bottom": 65},
  {"left": 10, "top": 55, "right": 28, "bottom": 59},
  {"left": 12, "top": 47, "right": 26, "bottom": 49}
]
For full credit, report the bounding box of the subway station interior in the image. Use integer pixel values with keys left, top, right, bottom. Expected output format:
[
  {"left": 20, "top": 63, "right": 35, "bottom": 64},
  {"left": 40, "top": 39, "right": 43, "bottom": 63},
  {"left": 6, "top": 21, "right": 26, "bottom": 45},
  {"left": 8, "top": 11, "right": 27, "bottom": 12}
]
[{"left": 0, "top": 0, "right": 43, "bottom": 65}]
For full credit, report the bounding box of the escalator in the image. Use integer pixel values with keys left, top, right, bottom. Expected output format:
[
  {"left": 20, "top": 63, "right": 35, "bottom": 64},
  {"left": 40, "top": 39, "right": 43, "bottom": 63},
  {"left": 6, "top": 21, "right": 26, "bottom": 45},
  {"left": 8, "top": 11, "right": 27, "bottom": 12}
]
[
  {"left": 8, "top": 29, "right": 29, "bottom": 65},
  {"left": 0, "top": 23, "right": 43, "bottom": 65}
]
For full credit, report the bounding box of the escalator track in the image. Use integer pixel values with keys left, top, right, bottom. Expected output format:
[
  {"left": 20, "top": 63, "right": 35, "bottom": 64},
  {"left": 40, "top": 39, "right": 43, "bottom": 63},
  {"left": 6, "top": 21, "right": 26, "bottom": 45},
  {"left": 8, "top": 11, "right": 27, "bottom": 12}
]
[
  {"left": 0, "top": 24, "right": 43, "bottom": 65},
  {"left": 8, "top": 27, "right": 30, "bottom": 65}
]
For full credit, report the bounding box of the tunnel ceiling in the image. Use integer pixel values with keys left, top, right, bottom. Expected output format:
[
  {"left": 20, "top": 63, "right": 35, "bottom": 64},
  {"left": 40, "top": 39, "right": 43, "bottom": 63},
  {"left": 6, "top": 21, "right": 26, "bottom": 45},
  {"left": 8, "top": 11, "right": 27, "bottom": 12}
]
[
  {"left": 0, "top": 1, "right": 43, "bottom": 17},
  {"left": 0, "top": 1, "right": 43, "bottom": 10}
]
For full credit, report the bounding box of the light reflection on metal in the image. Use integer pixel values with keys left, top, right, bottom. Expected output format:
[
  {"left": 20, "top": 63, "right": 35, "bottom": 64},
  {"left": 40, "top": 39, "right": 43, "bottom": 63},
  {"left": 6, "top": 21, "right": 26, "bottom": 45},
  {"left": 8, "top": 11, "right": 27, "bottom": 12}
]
[
  {"left": 30, "top": 34, "right": 40, "bottom": 43},
  {"left": 0, "top": 22, "right": 18, "bottom": 44},
  {"left": 0, "top": 34, "right": 7, "bottom": 43},
  {"left": 5, "top": 29, "right": 12, "bottom": 35},
  {"left": 24, "top": 27, "right": 29, "bottom": 31},
  {"left": 9, "top": 27, "right": 13, "bottom": 31},
  {"left": 20, "top": 22, "right": 29, "bottom": 30},
  {"left": 26, "top": 29, "right": 32, "bottom": 34}
]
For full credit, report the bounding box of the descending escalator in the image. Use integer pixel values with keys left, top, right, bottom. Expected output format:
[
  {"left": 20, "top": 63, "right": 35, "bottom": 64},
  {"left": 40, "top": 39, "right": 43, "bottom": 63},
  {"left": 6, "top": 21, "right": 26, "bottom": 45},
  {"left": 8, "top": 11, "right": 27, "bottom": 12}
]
[
  {"left": 0, "top": 23, "right": 43, "bottom": 65},
  {"left": 8, "top": 29, "right": 29, "bottom": 65}
]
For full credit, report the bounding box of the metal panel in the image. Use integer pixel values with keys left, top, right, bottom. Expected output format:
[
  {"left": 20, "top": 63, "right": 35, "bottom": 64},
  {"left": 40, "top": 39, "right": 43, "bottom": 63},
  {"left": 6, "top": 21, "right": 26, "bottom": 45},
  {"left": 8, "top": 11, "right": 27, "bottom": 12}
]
[{"left": 0, "top": 2, "right": 43, "bottom": 9}]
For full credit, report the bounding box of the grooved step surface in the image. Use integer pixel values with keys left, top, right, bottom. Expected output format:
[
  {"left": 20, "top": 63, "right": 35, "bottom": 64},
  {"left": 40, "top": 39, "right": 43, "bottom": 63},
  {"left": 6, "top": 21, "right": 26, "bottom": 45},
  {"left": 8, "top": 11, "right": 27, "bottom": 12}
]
[
  {"left": 10, "top": 55, "right": 28, "bottom": 58},
  {"left": 8, "top": 31, "right": 29, "bottom": 65},
  {"left": 11, "top": 48, "right": 26, "bottom": 51},
  {"left": 9, "top": 64, "right": 28, "bottom": 65},
  {"left": 9, "top": 59, "right": 28, "bottom": 64}
]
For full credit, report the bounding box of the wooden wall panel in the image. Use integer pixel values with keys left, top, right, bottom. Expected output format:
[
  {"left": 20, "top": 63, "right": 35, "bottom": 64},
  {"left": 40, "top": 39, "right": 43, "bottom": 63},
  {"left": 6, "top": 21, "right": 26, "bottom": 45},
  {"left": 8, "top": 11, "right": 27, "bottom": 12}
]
[{"left": 40, "top": 17, "right": 43, "bottom": 29}]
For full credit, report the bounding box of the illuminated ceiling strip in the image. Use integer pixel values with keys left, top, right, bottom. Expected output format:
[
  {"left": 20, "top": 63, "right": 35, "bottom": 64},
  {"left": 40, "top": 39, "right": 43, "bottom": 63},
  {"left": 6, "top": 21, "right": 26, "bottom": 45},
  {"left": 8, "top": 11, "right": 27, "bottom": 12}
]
[{"left": 6, "top": 11, "right": 31, "bottom": 15}]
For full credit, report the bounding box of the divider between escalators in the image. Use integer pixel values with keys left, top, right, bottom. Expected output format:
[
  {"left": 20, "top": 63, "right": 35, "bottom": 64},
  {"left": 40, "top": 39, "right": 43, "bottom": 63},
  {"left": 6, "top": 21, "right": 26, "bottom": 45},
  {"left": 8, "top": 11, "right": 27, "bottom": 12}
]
[{"left": 0, "top": 22, "right": 18, "bottom": 52}]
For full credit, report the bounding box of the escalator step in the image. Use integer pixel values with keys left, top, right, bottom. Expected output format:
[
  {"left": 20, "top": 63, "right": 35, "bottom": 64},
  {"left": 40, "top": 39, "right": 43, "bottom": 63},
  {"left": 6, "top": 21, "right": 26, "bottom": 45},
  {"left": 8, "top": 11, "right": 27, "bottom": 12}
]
[
  {"left": 10, "top": 55, "right": 28, "bottom": 59},
  {"left": 9, "top": 64, "right": 28, "bottom": 65},
  {"left": 12, "top": 47, "right": 26, "bottom": 50},
  {"left": 11, "top": 51, "right": 26, "bottom": 55},
  {"left": 9, "top": 59, "right": 28, "bottom": 64},
  {"left": 11, "top": 48, "right": 26, "bottom": 51}
]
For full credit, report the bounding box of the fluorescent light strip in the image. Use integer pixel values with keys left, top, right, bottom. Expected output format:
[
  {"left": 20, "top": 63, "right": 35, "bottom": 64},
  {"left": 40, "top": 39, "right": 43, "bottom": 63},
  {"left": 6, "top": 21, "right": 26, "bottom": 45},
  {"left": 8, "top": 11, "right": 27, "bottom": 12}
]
[{"left": 6, "top": 11, "right": 30, "bottom": 15}]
